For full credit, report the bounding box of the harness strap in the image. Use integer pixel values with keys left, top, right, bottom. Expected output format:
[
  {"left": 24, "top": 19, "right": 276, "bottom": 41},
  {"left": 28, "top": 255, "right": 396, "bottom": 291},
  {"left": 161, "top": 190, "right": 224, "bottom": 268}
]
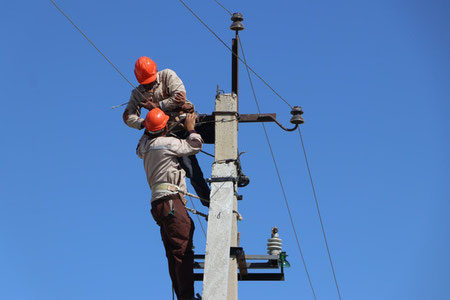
[
  {"left": 152, "top": 183, "right": 181, "bottom": 194},
  {"left": 152, "top": 183, "right": 211, "bottom": 220}
]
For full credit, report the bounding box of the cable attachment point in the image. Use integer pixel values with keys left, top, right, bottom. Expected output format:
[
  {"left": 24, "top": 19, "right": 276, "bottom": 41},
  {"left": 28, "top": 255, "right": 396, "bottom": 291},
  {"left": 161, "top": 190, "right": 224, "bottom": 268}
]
[
  {"left": 290, "top": 106, "right": 304, "bottom": 125},
  {"left": 230, "top": 13, "right": 245, "bottom": 32}
]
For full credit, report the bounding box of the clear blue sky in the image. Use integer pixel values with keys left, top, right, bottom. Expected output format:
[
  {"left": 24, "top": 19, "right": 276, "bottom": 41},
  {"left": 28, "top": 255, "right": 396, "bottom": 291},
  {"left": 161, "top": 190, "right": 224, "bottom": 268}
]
[{"left": 1, "top": 0, "right": 449, "bottom": 299}]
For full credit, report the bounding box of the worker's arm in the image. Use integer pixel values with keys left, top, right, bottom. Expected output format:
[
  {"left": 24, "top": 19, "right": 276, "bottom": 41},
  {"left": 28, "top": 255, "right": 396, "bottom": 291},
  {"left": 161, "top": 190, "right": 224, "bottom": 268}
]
[
  {"left": 158, "top": 69, "right": 194, "bottom": 113},
  {"left": 170, "top": 113, "right": 203, "bottom": 156},
  {"left": 123, "top": 89, "right": 145, "bottom": 130}
]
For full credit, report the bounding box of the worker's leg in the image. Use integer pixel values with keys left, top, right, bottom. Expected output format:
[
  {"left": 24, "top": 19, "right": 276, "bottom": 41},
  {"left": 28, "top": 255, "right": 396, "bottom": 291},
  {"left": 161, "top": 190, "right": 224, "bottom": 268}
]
[
  {"left": 178, "top": 155, "right": 210, "bottom": 207},
  {"left": 151, "top": 195, "right": 195, "bottom": 300},
  {"left": 152, "top": 198, "right": 180, "bottom": 295},
  {"left": 160, "top": 226, "right": 180, "bottom": 296},
  {"left": 173, "top": 130, "right": 211, "bottom": 207}
]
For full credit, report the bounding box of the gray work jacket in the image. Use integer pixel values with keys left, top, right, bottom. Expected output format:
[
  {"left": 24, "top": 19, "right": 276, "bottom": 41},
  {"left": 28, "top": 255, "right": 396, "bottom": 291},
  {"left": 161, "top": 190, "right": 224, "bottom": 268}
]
[
  {"left": 136, "top": 131, "right": 203, "bottom": 202},
  {"left": 124, "top": 69, "right": 193, "bottom": 130}
]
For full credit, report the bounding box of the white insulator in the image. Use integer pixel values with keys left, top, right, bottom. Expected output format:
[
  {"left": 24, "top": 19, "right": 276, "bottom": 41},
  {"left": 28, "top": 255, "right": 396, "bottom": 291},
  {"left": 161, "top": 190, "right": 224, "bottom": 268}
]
[{"left": 267, "top": 227, "right": 283, "bottom": 255}]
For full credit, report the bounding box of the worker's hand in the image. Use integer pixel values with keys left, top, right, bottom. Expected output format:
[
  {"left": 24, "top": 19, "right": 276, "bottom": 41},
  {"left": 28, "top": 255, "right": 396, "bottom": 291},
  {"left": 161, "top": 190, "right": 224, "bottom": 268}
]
[
  {"left": 185, "top": 113, "right": 197, "bottom": 132},
  {"left": 179, "top": 102, "right": 195, "bottom": 114},
  {"left": 140, "top": 98, "right": 160, "bottom": 111},
  {"left": 174, "top": 91, "right": 186, "bottom": 104}
]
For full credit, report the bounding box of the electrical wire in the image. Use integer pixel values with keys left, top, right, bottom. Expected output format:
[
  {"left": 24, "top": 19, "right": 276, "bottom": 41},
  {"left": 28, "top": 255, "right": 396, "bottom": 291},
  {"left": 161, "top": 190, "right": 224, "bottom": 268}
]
[
  {"left": 239, "top": 37, "right": 317, "bottom": 300},
  {"left": 213, "top": 0, "right": 232, "bottom": 15},
  {"left": 49, "top": 0, "right": 146, "bottom": 109},
  {"left": 210, "top": 1, "right": 343, "bottom": 297},
  {"left": 177, "top": 0, "right": 292, "bottom": 109},
  {"left": 49, "top": 0, "right": 135, "bottom": 89},
  {"left": 297, "top": 128, "right": 342, "bottom": 300},
  {"left": 51, "top": 1, "right": 341, "bottom": 297}
]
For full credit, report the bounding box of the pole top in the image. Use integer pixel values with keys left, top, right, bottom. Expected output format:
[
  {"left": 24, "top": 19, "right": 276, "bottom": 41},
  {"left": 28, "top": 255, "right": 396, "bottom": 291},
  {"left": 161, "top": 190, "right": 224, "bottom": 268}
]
[{"left": 230, "top": 12, "right": 245, "bottom": 32}]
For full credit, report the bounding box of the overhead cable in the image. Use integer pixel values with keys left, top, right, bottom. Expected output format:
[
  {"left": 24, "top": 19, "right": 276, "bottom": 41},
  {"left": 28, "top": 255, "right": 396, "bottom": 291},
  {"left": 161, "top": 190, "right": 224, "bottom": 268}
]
[
  {"left": 177, "top": 0, "right": 292, "bottom": 109},
  {"left": 49, "top": 0, "right": 135, "bottom": 89},
  {"left": 239, "top": 38, "right": 318, "bottom": 300},
  {"left": 49, "top": 0, "right": 143, "bottom": 109},
  {"left": 211, "top": 0, "right": 342, "bottom": 296},
  {"left": 213, "top": 0, "right": 232, "bottom": 16},
  {"left": 297, "top": 128, "right": 343, "bottom": 299}
]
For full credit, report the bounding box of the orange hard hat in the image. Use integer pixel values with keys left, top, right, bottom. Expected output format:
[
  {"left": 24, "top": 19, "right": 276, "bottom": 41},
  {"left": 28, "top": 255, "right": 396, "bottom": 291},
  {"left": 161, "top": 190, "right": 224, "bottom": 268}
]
[
  {"left": 144, "top": 108, "right": 170, "bottom": 132},
  {"left": 134, "top": 57, "right": 157, "bottom": 84}
]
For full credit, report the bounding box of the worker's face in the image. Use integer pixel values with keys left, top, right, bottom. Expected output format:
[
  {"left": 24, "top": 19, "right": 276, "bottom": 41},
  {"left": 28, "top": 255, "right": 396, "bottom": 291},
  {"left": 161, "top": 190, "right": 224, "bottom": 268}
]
[{"left": 143, "top": 81, "right": 157, "bottom": 91}]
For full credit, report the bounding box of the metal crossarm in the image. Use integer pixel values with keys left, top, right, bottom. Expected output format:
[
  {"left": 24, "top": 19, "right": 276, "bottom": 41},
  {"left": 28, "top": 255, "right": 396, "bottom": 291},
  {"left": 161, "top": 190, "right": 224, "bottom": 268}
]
[{"left": 194, "top": 247, "right": 285, "bottom": 282}]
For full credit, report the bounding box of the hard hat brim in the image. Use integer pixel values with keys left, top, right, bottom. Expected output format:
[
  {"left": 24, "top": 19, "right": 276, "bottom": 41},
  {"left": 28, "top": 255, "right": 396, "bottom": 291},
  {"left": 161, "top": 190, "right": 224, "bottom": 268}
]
[
  {"left": 146, "top": 113, "right": 169, "bottom": 132},
  {"left": 140, "top": 73, "right": 157, "bottom": 85}
]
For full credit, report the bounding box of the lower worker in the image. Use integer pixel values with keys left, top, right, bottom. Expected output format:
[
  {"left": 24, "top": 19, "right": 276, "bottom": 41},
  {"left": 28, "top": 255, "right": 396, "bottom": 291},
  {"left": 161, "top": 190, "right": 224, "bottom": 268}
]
[{"left": 137, "top": 108, "right": 203, "bottom": 300}]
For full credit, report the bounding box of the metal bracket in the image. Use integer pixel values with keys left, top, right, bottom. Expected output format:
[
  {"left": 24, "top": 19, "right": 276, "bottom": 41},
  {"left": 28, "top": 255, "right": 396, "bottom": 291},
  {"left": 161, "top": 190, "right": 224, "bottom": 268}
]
[
  {"left": 193, "top": 247, "right": 285, "bottom": 281},
  {"left": 239, "top": 113, "right": 300, "bottom": 131},
  {"left": 213, "top": 111, "right": 240, "bottom": 118},
  {"left": 199, "top": 110, "right": 304, "bottom": 133},
  {"left": 207, "top": 177, "right": 238, "bottom": 183}
]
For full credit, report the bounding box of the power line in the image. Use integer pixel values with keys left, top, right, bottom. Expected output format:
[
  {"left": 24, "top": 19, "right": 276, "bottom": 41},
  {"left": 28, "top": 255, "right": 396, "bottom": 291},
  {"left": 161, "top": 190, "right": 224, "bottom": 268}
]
[
  {"left": 297, "top": 128, "right": 342, "bottom": 300},
  {"left": 51, "top": 1, "right": 341, "bottom": 296},
  {"left": 239, "top": 37, "right": 318, "bottom": 300},
  {"left": 177, "top": 0, "right": 292, "bottom": 109},
  {"left": 49, "top": 0, "right": 144, "bottom": 109},
  {"left": 213, "top": 0, "right": 232, "bottom": 16},
  {"left": 211, "top": 0, "right": 343, "bottom": 297},
  {"left": 50, "top": 0, "right": 135, "bottom": 89}
]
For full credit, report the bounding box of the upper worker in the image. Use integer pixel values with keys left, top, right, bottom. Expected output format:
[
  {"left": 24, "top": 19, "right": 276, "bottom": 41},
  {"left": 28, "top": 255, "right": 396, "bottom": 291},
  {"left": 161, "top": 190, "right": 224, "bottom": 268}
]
[{"left": 123, "top": 56, "right": 194, "bottom": 130}]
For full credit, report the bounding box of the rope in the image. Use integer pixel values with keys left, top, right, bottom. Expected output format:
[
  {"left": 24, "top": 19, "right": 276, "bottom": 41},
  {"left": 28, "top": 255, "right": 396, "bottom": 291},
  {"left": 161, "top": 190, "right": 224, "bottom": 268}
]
[
  {"left": 297, "top": 128, "right": 342, "bottom": 299},
  {"left": 188, "top": 195, "right": 207, "bottom": 237},
  {"left": 200, "top": 149, "right": 215, "bottom": 158},
  {"left": 239, "top": 38, "right": 318, "bottom": 300},
  {"left": 176, "top": 0, "right": 292, "bottom": 109},
  {"left": 185, "top": 205, "right": 209, "bottom": 220}
]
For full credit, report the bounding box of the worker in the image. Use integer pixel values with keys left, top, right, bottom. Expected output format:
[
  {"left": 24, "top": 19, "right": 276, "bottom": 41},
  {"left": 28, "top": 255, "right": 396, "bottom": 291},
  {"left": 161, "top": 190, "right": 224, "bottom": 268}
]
[
  {"left": 124, "top": 56, "right": 210, "bottom": 206},
  {"left": 137, "top": 108, "right": 203, "bottom": 300}
]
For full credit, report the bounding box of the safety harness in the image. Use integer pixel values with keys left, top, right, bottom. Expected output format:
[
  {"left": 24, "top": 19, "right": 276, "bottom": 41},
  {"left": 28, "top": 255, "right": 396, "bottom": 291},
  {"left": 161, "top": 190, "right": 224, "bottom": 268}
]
[
  {"left": 152, "top": 183, "right": 242, "bottom": 221},
  {"left": 152, "top": 183, "right": 208, "bottom": 219}
]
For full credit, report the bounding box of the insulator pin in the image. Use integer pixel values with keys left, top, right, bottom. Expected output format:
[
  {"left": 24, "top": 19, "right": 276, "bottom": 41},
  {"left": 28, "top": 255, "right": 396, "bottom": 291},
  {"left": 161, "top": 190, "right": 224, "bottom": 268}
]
[
  {"left": 290, "top": 106, "right": 304, "bottom": 125},
  {"left": 230, "top": 13, "right": 245, "bottom": 31}
]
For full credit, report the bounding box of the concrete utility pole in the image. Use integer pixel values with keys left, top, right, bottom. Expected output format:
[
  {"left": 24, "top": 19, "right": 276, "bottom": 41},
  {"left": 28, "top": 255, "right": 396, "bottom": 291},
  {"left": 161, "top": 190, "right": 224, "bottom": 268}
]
[{"left": 202, "top": 93, "right": 239, "bottom": 300}]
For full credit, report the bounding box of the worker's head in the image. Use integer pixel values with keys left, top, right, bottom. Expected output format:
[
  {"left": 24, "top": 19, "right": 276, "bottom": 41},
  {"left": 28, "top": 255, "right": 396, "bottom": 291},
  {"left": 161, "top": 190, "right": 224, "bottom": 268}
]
[
  {"left": 134, "top": 57, "right": 157, "bottom": 85},
  {"left": 144, "top": 108, "right": 169, "bottom": 134}
]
